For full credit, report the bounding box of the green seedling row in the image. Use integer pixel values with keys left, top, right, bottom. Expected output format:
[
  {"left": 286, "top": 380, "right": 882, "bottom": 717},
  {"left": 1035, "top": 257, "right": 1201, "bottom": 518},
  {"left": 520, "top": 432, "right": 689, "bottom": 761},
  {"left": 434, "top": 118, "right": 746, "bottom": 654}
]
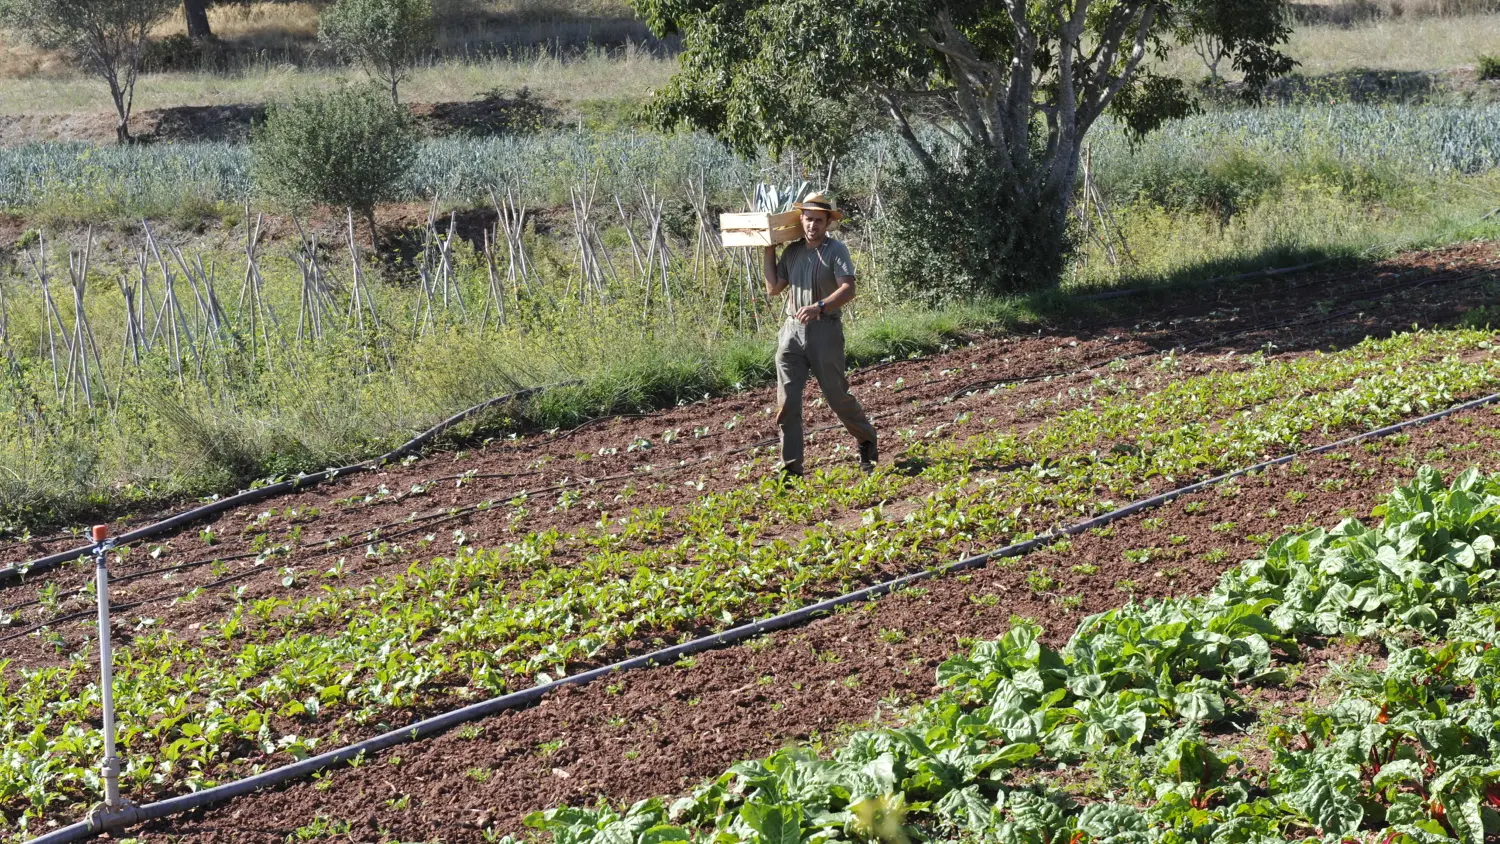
[
  {"left": 1, "top": 329, "right": 1497, "bottom": 837},
  {"left": 527, "top": 465, "right": 1500, "bottom": 844}
]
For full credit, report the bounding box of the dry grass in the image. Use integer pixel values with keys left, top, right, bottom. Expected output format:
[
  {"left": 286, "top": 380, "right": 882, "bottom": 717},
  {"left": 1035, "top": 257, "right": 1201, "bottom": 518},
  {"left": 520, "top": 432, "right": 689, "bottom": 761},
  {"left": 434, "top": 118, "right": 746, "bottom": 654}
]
[
  {"left": 6, "top": 0, "right": 1498, "bottom": 121},
  {"left": 0, "top": 0, "right": 665, "bottom": 116},
  {"left": 0, "top": 45, "right": 673, "bottom": 116},
  {"left": 1288, "top": 14, "right": 1500, "bottom": 74},
  {"left": 1151, "top": 11, "right": 1500, "bottom": 79},
  {"left": 1293, "top": 0, "right": 1500, "bottom": 24},
  {"left": 152, "top": 0, "right": 649, "bottom": 62},
  {"left": 4, "top": 0, "right": 651, "bottom": 79},
  {"left": 0, "top": 35, "right": 68, "bottom": 79},
  {"left": 193, "top": 2, "right": 322, "bottom": 42}
]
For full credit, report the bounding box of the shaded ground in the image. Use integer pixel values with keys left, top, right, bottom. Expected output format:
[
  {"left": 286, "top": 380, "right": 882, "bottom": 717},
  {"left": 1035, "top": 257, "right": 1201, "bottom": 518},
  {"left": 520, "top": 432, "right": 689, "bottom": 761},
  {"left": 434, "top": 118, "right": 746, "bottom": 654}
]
[{"left": 0, "top": 91, "right": 566, "bottom": 147}]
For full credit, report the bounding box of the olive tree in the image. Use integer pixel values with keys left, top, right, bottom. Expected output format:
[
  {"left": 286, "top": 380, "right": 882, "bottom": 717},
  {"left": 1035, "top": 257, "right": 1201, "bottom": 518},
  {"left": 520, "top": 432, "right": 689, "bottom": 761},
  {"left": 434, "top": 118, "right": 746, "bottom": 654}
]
[
  {"left": 634, "top": 0, "right": 1295, "bottom": 296},
  {"left": 319, "top": 0, "right": 435, "bottom": 105},
  {"left": 1179, "top": 0, "right": 1295, "bottom": 82},
  {"left": 253, "top": 85, "right": 417, "bottom": 250},
  {"left": 0, "top": 0, "right": 179, "bottom": 144}
]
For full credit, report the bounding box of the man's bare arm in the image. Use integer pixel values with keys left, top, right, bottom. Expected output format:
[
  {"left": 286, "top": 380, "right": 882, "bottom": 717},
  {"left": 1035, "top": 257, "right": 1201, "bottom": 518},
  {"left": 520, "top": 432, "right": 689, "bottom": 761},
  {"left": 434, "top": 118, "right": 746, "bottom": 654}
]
[
  {"left": 793, "top": 277, "right": 856, "bottom": 324},
  {"left": 763, "top": 246, "right": 788, "bottom": 296},
  {"left": 823, "top": 277, "right": 856, "bottom": 309}
]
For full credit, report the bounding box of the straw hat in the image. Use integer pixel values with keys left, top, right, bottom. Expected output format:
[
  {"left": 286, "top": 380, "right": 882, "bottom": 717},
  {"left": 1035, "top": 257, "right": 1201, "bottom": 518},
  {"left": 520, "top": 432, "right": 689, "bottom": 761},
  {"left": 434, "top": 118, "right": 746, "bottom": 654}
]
[{"left": 792, "top": 191, "right": 845, "bottom": 223}]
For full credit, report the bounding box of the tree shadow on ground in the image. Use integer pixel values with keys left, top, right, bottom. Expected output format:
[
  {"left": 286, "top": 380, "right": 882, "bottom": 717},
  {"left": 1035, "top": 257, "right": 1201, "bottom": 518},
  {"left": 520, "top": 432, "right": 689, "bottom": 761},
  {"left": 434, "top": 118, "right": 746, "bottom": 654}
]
[
  {"left": 1022, "top": 238, "right": 1500, "bottom": 361},
  {"left": 132, "top": 90, "right": 561, "bottom": 145}
]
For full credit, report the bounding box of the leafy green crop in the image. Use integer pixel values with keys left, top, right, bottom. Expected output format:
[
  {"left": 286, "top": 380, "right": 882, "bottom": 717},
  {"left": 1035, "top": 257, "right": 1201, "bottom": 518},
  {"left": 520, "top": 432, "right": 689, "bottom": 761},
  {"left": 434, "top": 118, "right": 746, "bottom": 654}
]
[
  {"left": 525, "top": 466, "right": 1500, "bottom": 844},
  {"left": 2, "top": 328, "right": 1499, "bottom": 838}
]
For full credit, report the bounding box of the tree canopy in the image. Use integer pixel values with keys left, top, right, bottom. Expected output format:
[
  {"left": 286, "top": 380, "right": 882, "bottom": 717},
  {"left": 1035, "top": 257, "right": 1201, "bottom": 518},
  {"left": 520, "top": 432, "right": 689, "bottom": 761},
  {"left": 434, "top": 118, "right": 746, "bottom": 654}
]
[
  {"left": 635, "top": 0, "right": 1293, "bottom": 168},
  {"left": 633, "top": 0, "right": 1295, "bottom": 294},
  {"left": 252, "top": 84, "right": 417, "bottom": 249},
  {"left": 319, "top": 0, "right": 435, "bottom": 105}
]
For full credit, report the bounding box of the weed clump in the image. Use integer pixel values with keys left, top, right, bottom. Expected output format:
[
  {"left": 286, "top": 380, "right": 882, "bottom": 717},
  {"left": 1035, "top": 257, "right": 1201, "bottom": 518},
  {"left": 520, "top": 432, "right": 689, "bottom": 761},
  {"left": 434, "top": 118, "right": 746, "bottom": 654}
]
[{"left": 1479, "top": 54, "right": 1500, "bottom": 81}]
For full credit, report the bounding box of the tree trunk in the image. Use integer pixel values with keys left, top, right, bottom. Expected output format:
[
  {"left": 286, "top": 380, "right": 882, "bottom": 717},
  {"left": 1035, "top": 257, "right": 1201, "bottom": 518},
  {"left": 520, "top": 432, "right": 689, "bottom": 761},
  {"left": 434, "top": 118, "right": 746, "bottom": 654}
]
[
  {"left": 108, "top": 80, "right": 133, "bottom": 144},
  {"left": 365, "top": 207, "right": 380, "bottom": 253},
  {"left": 184, "top": 0, "right": 213, "bottom": 39}
]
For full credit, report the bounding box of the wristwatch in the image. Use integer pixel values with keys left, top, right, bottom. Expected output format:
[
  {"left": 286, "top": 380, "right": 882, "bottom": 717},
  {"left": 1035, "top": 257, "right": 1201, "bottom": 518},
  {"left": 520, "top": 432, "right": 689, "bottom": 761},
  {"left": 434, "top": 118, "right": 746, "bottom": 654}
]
[{"left": 816, "top": 300, "right": 826, "bottom": 314}]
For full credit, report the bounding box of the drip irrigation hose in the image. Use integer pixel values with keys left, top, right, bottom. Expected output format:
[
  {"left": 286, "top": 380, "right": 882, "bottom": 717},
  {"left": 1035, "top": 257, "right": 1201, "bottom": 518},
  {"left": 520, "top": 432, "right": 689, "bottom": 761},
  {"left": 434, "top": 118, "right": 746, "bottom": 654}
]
[
  {"left": 25, "top": 387, "right": 1500, "bottom": 844},
  {"left": 0, "top": 254, "right": 1389, "bottom": 579},
  {"left": 0, "top": 383, "right": 569, "bottom": 587},
  {"left": 6, "top": 262, "right": 1491, "bottom": 641},
  {"left": 1, "top": 258, "right": 1483, "bottom": 635},
  {"left": 2, "top": 263, "right": 1486, "bottom": 629}
]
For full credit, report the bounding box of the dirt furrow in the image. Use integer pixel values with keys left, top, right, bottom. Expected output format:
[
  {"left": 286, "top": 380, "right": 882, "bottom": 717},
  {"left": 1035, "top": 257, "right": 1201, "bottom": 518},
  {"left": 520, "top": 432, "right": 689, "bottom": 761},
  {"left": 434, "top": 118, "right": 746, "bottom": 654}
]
[
  {"left": 2, "top": 251, "right": 1493, "bottom": 659},
  {"left": 125, "top": 390, "right": 1500, "bottom": 843}
]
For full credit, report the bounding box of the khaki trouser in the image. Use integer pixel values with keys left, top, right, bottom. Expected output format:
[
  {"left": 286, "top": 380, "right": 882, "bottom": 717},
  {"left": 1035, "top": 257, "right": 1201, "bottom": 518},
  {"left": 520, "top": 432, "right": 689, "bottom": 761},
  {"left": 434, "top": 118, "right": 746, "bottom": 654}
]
[{"left": 775, "top": 317, "right": 877, "bottom": 473}]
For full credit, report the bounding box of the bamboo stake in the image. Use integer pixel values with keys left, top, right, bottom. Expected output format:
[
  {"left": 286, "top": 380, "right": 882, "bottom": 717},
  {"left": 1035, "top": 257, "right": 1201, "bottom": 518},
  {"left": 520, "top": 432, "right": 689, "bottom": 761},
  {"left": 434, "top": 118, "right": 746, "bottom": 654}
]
[
  {"left": 480, "top": 227, "right": 506, "bottom": 329},
  {"left": 345, "top": 208, "right": 395, "bottom": 373},
  {"left": 117, "top": 274, "right": 143, "bottom": 370},
  {"left": 24, "top": 235, "right": 71, "bottom": 401},
  {"left": 142, "top": 221, "right": 200, "bottom": 384}
]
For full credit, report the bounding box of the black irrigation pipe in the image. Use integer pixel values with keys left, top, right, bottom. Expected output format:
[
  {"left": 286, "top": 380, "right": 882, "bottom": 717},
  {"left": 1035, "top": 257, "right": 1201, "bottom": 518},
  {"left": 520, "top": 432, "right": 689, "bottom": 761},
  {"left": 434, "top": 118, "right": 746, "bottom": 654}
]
[
  {"left": 27, "top": 385, "right": 1500, "bottom": 844},
  {"left": 2, "top": 257, "right": 1479, "bottom": 624},
  {"left": 7, "top": 262, "right": 1490, "bottom": 637},
  {"left": 0, "top": 383, "right": 570, "bottom": 588},
  {"left": 5, "top": 262, "right": 1481, "bottom": 626},
  {"left": 0, "top": 255, "right": 1429, "bottom": 588}
]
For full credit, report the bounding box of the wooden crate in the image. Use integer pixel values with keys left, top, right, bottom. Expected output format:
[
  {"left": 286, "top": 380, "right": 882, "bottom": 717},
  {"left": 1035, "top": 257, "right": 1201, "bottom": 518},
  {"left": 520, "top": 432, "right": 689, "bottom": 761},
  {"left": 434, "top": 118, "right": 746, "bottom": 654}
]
[{"left": 719, "top": 210, "right": 802, "bottom": 248}]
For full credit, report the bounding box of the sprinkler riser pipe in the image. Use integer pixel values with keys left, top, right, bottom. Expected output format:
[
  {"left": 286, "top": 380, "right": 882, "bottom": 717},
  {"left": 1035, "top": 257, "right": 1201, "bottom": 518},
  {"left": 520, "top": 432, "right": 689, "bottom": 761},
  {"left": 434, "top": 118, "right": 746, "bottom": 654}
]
[{"left": 93, "top": 547, "right": 121, "bottom": 810}]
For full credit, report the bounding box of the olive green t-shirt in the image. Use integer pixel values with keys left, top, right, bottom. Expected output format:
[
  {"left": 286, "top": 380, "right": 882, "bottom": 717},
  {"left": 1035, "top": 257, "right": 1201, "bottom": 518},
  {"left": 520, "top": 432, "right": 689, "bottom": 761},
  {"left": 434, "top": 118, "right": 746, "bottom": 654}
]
[{"left": 776, "top": 238, "right": 855, "bottom": 318}]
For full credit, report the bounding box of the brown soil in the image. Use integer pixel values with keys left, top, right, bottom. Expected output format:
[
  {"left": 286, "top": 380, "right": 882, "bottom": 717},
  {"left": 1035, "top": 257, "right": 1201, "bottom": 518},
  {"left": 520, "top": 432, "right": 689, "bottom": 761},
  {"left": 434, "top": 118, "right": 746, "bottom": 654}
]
[
  {"left": 127, "top": 399, "right": 1500, "bottom": 844},
  {"left": 6, "top": 242, "right": 1500, "bottom": 838},
  {"left": 3, "top": 245, "right": 1495, "bottom": 669}
]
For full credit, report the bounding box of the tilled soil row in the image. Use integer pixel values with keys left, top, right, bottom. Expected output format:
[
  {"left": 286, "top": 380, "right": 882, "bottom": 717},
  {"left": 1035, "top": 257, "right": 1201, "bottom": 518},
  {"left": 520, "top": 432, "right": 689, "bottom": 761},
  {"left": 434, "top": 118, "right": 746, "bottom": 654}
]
[
  {"left": 0, "top": 253, "right": 1488, "bottom": 833},
  {"left": 3, "top": 240, "right": 1484, "bottom": 572},
  {"left": 2, "top": 248, "right": 1494, "bottom": 661},
  {"left": 125, "top": 395, "right": 1500, "bottom": 843},
  {"left": 1, "top": 245, "right": 1485, "bottom": 582},
  {"left": 0, "top": 345, "right": 1197, "bottom": 666},
  {"left": 0, "top": 303, "right": 1487, "bottom": 666},
  {"left": 18, "top": 333, "right": 1500, "bottom": 829}
]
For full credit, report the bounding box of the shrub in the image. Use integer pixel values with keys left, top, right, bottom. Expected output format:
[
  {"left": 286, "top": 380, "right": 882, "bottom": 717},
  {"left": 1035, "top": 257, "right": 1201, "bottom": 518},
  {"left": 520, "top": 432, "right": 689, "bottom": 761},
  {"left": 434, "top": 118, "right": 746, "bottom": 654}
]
[
  {"left": 876, "top": 145, "right": 1074, "bottom": 304},
  {"left": 1479, "top": 54, "right": 1500, "bottom": 81},
  {"left": 252, "top": 84, "right": 417, "bottom": 249},
  {"left": 1459, "top": 305, "right": 1500, "bottom": 329},
  {"left": 141, "top": 33, "right": 201, "bottom": 72},
  {"left": 319, "top": 0, "right": 434, "bottom": 105}
]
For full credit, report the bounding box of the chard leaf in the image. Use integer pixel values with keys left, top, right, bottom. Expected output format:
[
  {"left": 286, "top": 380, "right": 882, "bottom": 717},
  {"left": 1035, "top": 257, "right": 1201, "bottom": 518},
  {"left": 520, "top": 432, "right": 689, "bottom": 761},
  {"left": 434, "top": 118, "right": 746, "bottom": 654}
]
[
  {"left": 1284, "top": 772, "right": 1363, "bottom": 835},
  {"left": 935, "top": 785, "right": 996, "bottom": 833},
  {"left": 740, "top": 801, "right": 803, "bottom": 844},
  {"left": 1374, "top": 759, "right": 1425, "bottom": 790}
]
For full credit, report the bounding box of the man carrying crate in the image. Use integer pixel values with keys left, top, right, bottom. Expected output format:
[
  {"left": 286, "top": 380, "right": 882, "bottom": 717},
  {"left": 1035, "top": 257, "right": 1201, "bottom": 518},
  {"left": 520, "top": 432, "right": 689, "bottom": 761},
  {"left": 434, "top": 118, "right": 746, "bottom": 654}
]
[{"left": 761, "top": 192, "right": 878, "bottom": 478}]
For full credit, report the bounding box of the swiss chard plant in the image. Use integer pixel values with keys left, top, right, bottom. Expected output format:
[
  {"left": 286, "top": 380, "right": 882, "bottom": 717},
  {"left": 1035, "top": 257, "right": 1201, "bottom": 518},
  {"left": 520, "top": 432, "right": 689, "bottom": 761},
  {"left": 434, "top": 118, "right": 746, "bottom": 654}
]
[{"left": 525, "top": 467, "right": 1500, "bottom": 844}]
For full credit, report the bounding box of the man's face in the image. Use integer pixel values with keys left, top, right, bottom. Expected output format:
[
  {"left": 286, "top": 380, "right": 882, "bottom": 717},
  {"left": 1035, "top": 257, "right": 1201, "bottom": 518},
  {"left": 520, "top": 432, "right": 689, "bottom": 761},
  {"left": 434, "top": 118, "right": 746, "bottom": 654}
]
[{"left": 801, "top": 210, "right": 830, "bottom": 241}]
